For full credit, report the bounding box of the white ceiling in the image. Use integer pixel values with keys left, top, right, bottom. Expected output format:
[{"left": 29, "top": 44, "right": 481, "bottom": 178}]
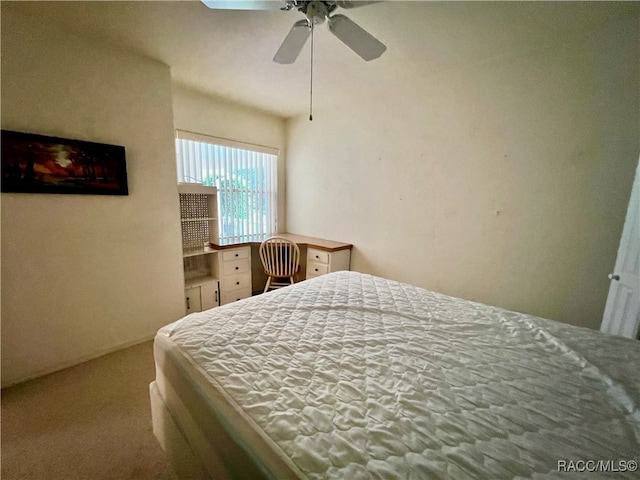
[{"left": 5, "top": 1, "right": 635, "bottom": 118}]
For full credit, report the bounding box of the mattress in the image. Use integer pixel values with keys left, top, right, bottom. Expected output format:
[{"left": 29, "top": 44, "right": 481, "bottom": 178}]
[{"left": 152, "top": 271, "right": 640, "bottom": 479}]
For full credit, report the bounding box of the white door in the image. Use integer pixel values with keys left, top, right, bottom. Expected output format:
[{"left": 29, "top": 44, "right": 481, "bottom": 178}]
[{"left": 601, "top": 157, "right": 640, "bottom": 339}]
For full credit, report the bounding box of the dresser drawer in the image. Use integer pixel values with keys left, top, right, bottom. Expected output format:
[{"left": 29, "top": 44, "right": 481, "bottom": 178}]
[
  {"left": 221, "top": 287, "right": 252, "bottom": 305},
  {"left": 222, "top": 247, "right": 250, "bottom": 262},
  {"left": 221, "top": 273, "right": 251, "bottom": 292},
  {"left": 307, "top": 261, "right": 329, "bottom": 277},
  {"left": 307, "top": 248, "right": 329, "bottom": 264},
  {"left": 222, "top": 258, "right": 250, "bottom": 276}
]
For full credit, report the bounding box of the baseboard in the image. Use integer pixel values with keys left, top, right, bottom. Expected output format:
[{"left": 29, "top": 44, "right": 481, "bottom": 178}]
[{"left": 1, "top": 333, "right": 158, "bottom": 389}]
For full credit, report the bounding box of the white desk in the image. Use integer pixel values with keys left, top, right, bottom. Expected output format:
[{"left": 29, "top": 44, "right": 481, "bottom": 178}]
[{"left": 211, "top": 233, "right": 353, "bottom": 304}]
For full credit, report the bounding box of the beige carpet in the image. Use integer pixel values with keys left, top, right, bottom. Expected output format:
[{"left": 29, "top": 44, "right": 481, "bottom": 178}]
[{"left": 1, "top": 341, "right": 175, "bottom": 480}]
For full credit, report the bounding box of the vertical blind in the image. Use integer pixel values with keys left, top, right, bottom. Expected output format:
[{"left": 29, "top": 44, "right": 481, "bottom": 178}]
[{"left": 175, "top": 131, "right": 278, "bottom": 244}]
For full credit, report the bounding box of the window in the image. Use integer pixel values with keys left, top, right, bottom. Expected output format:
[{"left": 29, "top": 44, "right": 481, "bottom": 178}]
[{"left": 175, "top": 130, "right": 278, "bottom": 244}]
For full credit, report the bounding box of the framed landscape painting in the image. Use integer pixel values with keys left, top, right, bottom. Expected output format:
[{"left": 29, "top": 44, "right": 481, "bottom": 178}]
[{"left": 1, "top": 130, "right": 128, "bottom": 195}]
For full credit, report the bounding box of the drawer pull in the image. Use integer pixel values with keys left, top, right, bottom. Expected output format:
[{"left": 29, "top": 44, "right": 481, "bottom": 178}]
[
  {"left": 315, "top": 255, "right": 319, "bottom": 259},
  {"left": 236, "top": 281, "right": 240, "bottom": 285},
  {"left": 315, "top": 268, "right": 318, "bottom": 272},
  {"left": 235, "top": 266, "right": 239, "bottom": 270},
  {"left": 235, "top": 253, "right": 239, "bottom": 257}
]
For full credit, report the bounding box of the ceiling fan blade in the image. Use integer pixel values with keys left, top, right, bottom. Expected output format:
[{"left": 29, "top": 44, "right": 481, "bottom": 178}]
[
  {"left": 273, "top": 20, "right": 311, "bottom": 64},
  {"left": 332, "top": 1, "right": 381, "bottom": 9},
  {"left": 328, "top": 14, "right": 386, "bottom": 61},
  {"left": 201, "top": 0, "right": 285, "bottom": 10}
]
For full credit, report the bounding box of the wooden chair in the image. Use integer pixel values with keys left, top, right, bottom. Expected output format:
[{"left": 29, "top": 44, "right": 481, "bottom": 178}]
[{"left": 259, "top": 236, "right": 300, "bottom": 293}]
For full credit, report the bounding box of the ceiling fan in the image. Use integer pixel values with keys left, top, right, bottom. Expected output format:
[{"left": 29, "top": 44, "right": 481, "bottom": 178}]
[{"left": 201, "top": 1, "right": 386, "bottom": 64}]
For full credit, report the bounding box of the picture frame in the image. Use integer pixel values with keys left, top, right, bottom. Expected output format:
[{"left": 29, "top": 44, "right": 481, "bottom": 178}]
[{"left": 1, "top": 130, "right": 128, "bottom": 195}]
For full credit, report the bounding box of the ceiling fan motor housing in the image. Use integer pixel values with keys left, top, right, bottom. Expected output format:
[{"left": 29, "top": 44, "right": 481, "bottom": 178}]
[
  {"left": 287, "top": 1, "right": 338, "bottom": 24},
  {"left": 307, "top": 2, "right": 328, "bottom": 24}
]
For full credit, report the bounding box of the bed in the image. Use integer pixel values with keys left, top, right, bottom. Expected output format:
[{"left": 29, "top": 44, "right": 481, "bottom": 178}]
[{"left": 150, "top": 271, "right": 640, "bottom": 479}]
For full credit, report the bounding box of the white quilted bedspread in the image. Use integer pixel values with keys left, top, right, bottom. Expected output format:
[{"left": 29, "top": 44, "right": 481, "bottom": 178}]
[{"left": 160, "top": 271, "right": 640, "bottom": 479}]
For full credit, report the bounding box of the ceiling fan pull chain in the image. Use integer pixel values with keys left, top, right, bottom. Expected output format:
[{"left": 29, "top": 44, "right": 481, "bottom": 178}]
[{"left": 309, "top": 21, "right": 314, "bottom": 121}]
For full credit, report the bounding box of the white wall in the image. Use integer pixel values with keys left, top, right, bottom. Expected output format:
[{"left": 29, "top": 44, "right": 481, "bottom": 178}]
[
  {"left": 172, "top": 85, "right": 287, "bottom": 291},
  {"left": 286, "top": 8, "right": 639, "bottom": 330},
  {"left": 1, "top": 7, "right": 185, "bottom": 387}
]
